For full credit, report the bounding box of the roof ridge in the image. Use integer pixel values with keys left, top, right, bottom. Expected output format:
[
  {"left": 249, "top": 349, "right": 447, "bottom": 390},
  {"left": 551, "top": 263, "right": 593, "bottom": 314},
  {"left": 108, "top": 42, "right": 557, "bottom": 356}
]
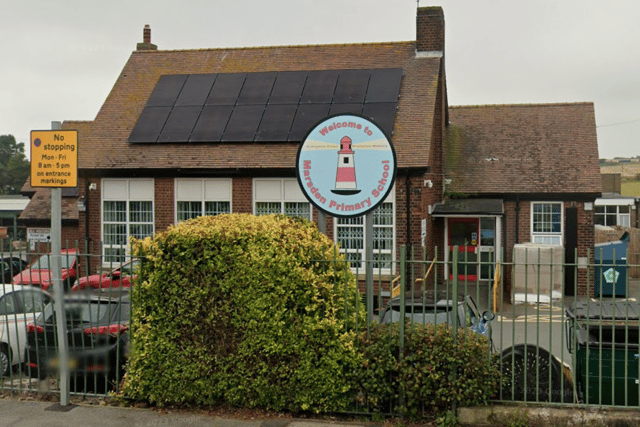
[
  {"left": 132, "top": 40, "right": 414, "bottom": 54},
  {"left": 450, "top": 101, "right": 593, "bottom": 109}
]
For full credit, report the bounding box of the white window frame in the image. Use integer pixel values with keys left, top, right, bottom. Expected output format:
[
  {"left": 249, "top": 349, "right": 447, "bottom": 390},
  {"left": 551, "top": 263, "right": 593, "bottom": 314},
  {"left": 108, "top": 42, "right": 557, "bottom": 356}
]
[
  {"left": 175, "top": 178, "right": 232, "bottom": 223},
  {"left": 253, "top": 178, "right": 311, "bottom": 220},
  {"left": 334, "top": 187, "right": 396, "bottom": 274},
  {"left": 102, "top": 178, "right": 155, "bottom": 265},
  {"left": 530, "top": 201, "right": 563, "bottom": 246},
  {"left": 594, "top": 199, "right": 633, "bottom": 227}
]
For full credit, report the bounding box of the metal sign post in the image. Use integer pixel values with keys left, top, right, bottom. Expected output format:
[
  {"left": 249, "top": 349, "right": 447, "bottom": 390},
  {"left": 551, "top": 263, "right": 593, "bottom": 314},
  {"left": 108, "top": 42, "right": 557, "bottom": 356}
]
[
  {"left": 50, "top": 121, "right": 69, "bottom": 406},
  {"left": 30, "top": 122, "right": 78, "bottom": 406},
  {"left": 318, "top": 210, "right": 326, "bottom": 234},
  {"left": 365, "top": 212, "right": 374, "bottom": 323},
  {"left": 51, "top": 184, "right": 70, "bottom": 405},
  {"left": 296, "top": 114, "right": 396, "bottom": 324}
]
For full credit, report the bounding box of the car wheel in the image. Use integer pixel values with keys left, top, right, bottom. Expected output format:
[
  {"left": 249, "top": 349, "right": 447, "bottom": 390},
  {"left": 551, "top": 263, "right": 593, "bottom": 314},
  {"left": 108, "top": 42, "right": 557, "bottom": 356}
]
[
  {"left": 499, "top": 344, "right": 570, "bottom": 403},
  {"left": 0, "top": 345, "right": 11, "bottom": 377}
]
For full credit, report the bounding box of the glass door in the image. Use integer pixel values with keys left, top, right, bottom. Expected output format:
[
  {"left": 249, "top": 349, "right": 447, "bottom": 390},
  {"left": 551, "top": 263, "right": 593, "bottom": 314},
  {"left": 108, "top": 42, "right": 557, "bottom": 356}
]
[
  {"left": 448, "top": 218, "right": 479, "bottom": 281},
  {"left": 479, "top": 218, "right": 496, "bottom": 281}
]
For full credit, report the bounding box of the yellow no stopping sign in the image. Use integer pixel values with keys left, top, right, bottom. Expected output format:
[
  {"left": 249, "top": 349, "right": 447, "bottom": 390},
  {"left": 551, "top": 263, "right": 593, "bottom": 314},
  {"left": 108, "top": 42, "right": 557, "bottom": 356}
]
[{"left": 30, "top": 130, "right": 78, "bottom": 188}]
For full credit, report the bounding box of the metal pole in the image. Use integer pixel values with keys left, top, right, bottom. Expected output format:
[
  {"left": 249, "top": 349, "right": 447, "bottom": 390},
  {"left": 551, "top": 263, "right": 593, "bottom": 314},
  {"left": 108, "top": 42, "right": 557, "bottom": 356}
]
[
  {"left": 50, "top": 121, "right": 70, "bottom": 405},
  {"left": 451, "top": 247, "right": 459, "bottom": 415},
  {"left": 365, "top": 212, "right": 374, "bottom": 324},
  {"left": 318, "top": 210, "right": 326, "bottom": 235}
]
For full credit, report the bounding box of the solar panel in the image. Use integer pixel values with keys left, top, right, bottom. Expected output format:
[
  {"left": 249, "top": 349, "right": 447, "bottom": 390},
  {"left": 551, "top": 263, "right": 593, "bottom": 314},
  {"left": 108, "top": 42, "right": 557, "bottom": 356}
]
[
  {"left": 333, "top": 69, "right": 370, "bottom": 104},
  {"left": 365, "top": 68, "right": 403, "bottom": 103},
  {"left": 269, "top": 71, "right": 308, "bottom": 104},
  {"left": 222, "top": 105, "right": 265, "bottom": 141},
  {"left": 130, "top": 68, "right": 403, "bottom": 144},
  {"left": 175, "top": 74, "right": 217, "bottom": 107},
  {"left": 255, "top": 104, "right": 298, "bottom": 141},
  {"left": 128, "top": 107, "right": 172, "bottom": 143},
  {"left": 237, "top": 72, "right": 277, "bottom": 105},
  {"left": 189, "top": 105, "right": 233, "bottom": 142},
  {"left": 362, "top": 103, "right": 398, "bottom": 136},
  {"left": 157, "top": 106, "right": 201, "bottom": 143},
  {"left": 300, "top": 70, "right": 339, "bottom": 104},
  {"left": 329, "top": 103, "right": 363, "bottom": 115},
  {"left": 206, "top": 73, "right": 246, "bottom": 106},
  {"left": 146, "top": 75, "right": 187, "bottom": 107},
  {"left": 288, "top": 104, "right": 331, "bottom": 141}
]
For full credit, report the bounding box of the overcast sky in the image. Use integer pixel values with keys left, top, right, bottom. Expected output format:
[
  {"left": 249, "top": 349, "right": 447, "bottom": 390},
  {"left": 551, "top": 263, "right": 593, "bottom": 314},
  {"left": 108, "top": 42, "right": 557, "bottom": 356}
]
[{"left": 2, "top": 0, "right": 639, "bottom": 160}]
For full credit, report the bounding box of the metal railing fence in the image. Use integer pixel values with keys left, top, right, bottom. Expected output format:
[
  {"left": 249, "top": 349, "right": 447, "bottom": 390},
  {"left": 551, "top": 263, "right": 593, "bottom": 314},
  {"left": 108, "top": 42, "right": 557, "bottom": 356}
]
[
  {"left": 0, "top": 241, "right": 132, "bottom": 398},
  {"left": 2, "top": 241, "right": 640, "bottom": 413}
]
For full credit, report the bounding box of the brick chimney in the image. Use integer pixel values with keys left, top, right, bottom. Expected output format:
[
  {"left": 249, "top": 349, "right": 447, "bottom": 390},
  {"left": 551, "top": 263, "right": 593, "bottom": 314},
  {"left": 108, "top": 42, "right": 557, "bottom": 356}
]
[
  {"left": 136, "top": 24, "right": 157, "bottom": 51},
  {"left": 416, "top": 7, "right": 444, "bottom": 55}
]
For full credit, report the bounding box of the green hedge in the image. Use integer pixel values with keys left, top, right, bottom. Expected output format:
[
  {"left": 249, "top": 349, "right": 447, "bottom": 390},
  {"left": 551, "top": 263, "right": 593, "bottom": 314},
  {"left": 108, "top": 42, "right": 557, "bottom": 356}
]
[
  {"left": 122, "top": 213, "right": 498, "bottom": 415},
  {"left": 123, "top": 214, "right": 365, "bottom": 411},
  {"left": 353, "top": 322, "right": 499, "bottom": 416}
]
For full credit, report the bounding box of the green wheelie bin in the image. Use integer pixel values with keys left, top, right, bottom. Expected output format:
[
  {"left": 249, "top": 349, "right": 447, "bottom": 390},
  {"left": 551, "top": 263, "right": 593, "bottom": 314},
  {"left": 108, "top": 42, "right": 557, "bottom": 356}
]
[{"left": 566, "top": 300, "right": 640, "bottom": 406}]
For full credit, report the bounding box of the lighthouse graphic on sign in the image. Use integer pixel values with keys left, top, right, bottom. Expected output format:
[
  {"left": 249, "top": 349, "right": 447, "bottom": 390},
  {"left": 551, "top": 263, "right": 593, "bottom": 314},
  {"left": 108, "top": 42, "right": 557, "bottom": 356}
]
[{"left": 332, "top": 136, "right": 361, "bottom": 195}]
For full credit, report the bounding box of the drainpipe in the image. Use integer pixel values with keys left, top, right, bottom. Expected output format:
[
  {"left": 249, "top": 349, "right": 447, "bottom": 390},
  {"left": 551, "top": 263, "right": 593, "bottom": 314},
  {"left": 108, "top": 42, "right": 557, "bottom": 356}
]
[
  {"left": 84, "top": 180, "right": 91, "bottom": 243},
  {"left": 502, "top": 212, "right": 507, "bottom": 259},
  {"left": 406, "top": 174, "right": 411, "bottom": 248},
  {"left": 515, "top": 196, "right": 520, "bottom": 245},
  {"left": 405, "top": 174, "right": 413, "bottom": 293}
]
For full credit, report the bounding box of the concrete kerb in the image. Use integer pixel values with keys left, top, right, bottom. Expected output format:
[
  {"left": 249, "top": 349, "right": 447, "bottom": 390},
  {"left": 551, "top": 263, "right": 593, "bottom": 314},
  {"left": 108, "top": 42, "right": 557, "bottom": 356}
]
[
  {"left": 458, "top": 404, "right": 640, "bottom": 426},
  {"left": 7, "top": 396, "right": 640, "bottom": 427}
]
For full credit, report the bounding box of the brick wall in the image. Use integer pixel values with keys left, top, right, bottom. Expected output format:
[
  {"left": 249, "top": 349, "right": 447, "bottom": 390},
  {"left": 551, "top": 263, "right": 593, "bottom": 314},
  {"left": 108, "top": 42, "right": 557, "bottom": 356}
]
[
  {"left": 83, "top": 178, "right": 102, "bottom": 274},
  {"left": 416, "top": 7, "right": 445, "bottom": 53},
  {"left": 154, "top": 177, "right": 174, "bottom": 231},
  {"left": 501, "top": 199, "right": 596, "bottom": 299},
  {"left": 232, "top": 177, "right": 253, "bottom": 214},
  {"left": 575, "top": 202, "right": 595, "bottom": 297}
]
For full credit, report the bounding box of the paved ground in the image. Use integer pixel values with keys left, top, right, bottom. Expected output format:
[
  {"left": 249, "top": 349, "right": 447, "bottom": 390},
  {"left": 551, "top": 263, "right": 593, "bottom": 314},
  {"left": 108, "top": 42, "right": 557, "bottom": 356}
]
[
  {"left": 4, "top": 396, "right": 640, "bottom": 427},
  {"left": 0, "top": 397, "right": 374, "bottom": 427}
]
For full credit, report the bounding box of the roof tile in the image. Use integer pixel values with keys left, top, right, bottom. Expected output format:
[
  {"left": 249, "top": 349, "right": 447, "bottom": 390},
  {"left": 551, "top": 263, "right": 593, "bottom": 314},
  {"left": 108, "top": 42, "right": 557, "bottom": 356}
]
[
  {"left": 446, "top": 103, "right": 602, "bottom": 195},
  {"left": 81, "top": 43, "right": 441, "bottom": 171}
]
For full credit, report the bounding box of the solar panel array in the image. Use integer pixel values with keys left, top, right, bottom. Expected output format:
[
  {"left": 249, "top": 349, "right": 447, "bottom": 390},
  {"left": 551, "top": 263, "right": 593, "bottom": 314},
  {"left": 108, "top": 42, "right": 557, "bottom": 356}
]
[{"left": 128, "top": 68, "right": 403, "bottom": 144}]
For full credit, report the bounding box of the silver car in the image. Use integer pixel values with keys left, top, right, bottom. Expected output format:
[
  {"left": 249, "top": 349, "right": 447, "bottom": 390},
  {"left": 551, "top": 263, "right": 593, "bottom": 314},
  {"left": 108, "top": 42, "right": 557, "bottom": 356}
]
[
  {"left": 379, "top": 292, "right": 494, "bottom": 344},
  {"left": 0, "top": 284, "right": 51, "bottom": 376}
]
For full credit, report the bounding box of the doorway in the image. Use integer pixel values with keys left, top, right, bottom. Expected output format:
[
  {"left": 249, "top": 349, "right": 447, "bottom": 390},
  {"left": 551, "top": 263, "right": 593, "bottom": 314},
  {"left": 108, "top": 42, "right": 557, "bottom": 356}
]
[
  {"left": 449, "top": 218, "right": 479, "bottom": 281},
  {"left": 447, "top": 217, "right": 497, "bottom": 282}
]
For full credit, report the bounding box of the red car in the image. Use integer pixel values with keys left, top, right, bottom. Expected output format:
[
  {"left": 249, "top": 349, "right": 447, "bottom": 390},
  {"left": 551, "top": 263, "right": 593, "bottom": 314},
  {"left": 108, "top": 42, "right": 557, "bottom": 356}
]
[
  {"left": 71, "top": 259, "right": 139, "bottom": 291},
  {"left": 12, "top": 249, "right": 79, "bottom": 291}
]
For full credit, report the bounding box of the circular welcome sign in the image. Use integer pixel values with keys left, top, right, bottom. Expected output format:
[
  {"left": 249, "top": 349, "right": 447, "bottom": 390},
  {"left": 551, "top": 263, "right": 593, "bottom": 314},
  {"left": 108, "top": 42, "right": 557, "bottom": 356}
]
[{"left": 296, "top": 114, "right": 397, "bottom": 218}]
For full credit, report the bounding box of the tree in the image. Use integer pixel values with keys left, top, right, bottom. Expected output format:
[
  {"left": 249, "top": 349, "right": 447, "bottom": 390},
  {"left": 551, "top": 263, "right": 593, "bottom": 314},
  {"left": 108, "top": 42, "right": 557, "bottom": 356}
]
[{"left": 0, "top": 135, "right": 30, "bottom": 195}]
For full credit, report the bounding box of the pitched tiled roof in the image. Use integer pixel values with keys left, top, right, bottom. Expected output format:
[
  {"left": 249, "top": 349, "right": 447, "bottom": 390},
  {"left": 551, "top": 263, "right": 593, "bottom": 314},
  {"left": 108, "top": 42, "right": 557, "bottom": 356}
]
[
  {"left": 18, "top": 186, "right": 80, "bottom": 222},
  {"left": 19, "top": 120, "right": 91, "bottom": 222},
  {"left": 20, "top": 177, "right": 36, "bottom": 197},
  {"left": 80, "top": 42, "right": 441, "bottom": 172},
  {"left": 446, "top": 103, "right": 602, "bottom": 195}
]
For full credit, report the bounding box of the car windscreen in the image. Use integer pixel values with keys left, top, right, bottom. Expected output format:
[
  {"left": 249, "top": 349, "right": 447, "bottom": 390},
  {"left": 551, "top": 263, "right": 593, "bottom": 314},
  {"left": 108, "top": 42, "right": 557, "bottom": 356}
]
[
  {"left": 116, "top": 259, "right": 140, "bottom": 275},
  {"left": 32, "top": 253, "right": 75, "bottom": 270},
  {"left": 42, "top": 300, "right": 129, "bottom": 325},
  {"left": 382, "top": 305, "right": 455, "bottom": 325},
  {"left": 382, "top": 299, "right": 479, "bottom": 327}
]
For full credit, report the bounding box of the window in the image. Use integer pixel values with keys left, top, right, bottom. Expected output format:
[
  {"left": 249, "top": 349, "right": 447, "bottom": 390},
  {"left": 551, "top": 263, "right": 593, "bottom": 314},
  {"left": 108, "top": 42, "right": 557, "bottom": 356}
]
[
  {"left": 531, "top": 202, "right": 563, "bottom": 245},
  {"left": 0, "top": 294, "right": 17, "bottom": 315},
  {"left": 175, "top": 179, "right": 231, "bottom": 222},
  {"left": 15, "top": 290, "right": 49, "bottom": 313},
  {"left": 594, "top": 204, "right": 631, "bottom": 227},
  {"left": 102, "top": 179, "right": 154, "bottom": 263},
  {"left": 253, "top": 179, "right": 311, "bottom": 220},
  {"left": 336, "top": 189, "right": 395, "bottom": 272}
]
